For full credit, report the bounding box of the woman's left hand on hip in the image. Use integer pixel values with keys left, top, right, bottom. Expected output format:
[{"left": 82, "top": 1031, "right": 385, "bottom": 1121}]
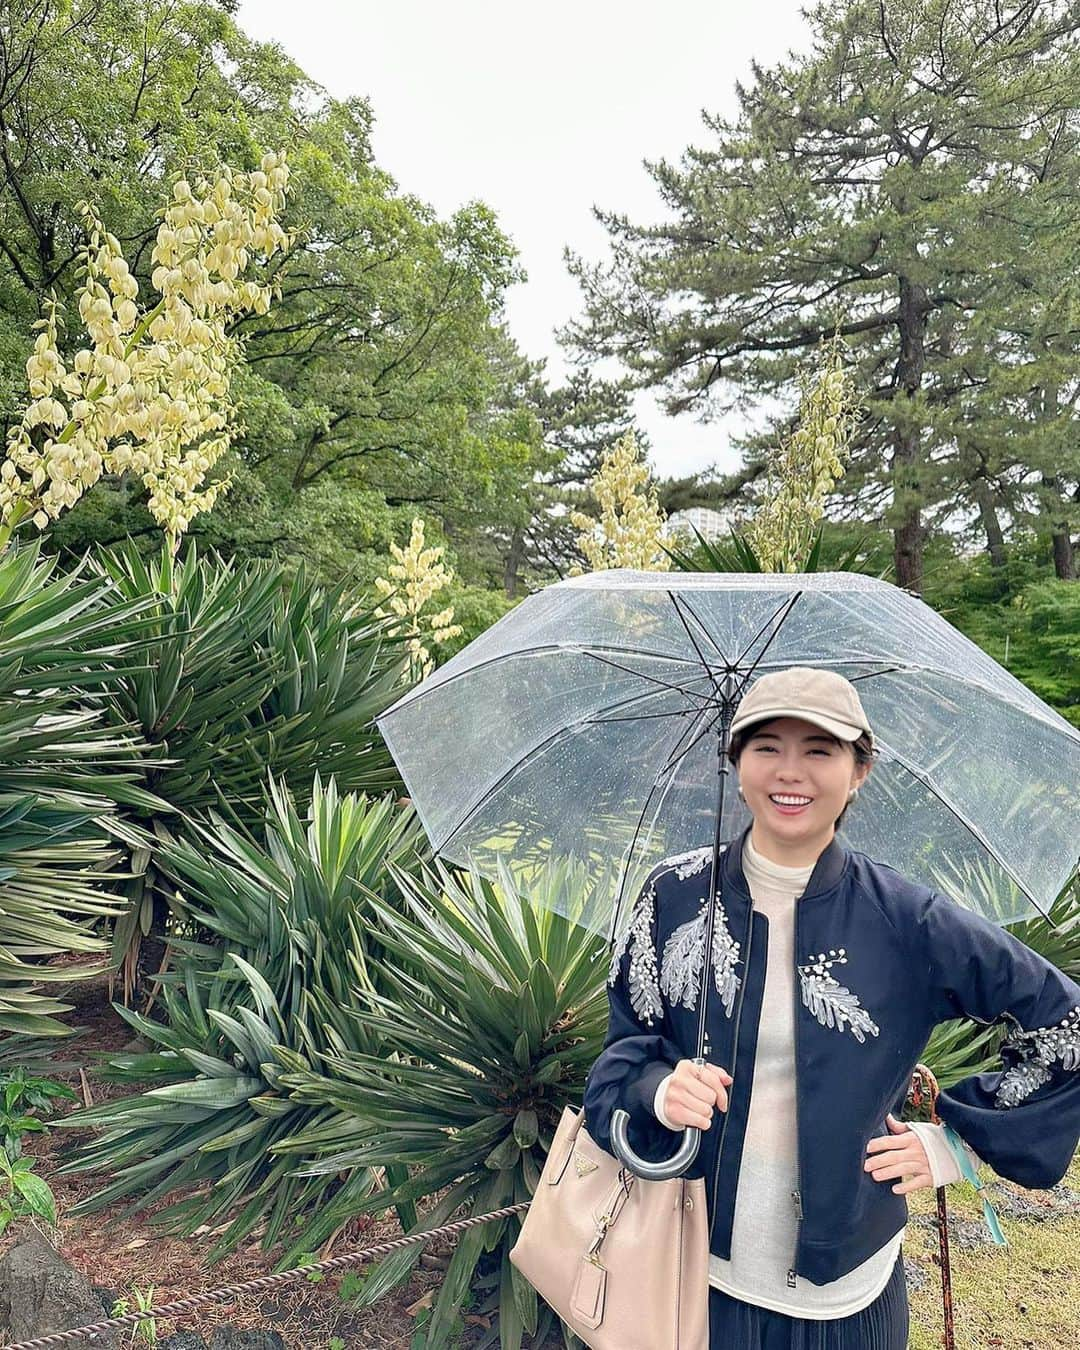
[{"left": 863, "top": 1112, "right": 934, "bottom": 1194}]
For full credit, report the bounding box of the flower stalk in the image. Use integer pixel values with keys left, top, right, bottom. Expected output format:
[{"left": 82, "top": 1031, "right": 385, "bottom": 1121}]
[{"left": 1, "top": 153, "right": 292, "bottom": 557}]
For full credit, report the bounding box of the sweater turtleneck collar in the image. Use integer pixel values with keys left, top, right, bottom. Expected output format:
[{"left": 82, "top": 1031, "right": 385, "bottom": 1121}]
[{"left": 742, "top": 831, "right": 816, "bottom": 897}]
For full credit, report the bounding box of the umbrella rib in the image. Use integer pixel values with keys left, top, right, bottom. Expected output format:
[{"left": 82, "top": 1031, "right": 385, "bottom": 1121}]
[
  {"left": 877, "top": 741, "right": 1055, "bottom": 924},
  {"left": 734, "top": 590, "right": 805, "bottom": 698},
  {"left": 437, "top": 666, "right": 720, "bottom": 855},
  {"left": 661, "top": 705, "right": 725, "bottom": 776},
  {"left": 589, "top": 706, "right": 703, "bottom": 724},
  {"left": 845, "top": 665, "right": 906, "bottom": 683},
  {"left": 607, "top": 699, "right": 720, "bottom": 947},
  {"left": 733, "top": 590, "right": 803, "bottom": 673},
  {"left": 582, "top": 650, "right": 719, "bottom": 707},
  {"left": 667, "top": 591, "right": 730, "bottom": 671},
  {"left": 377, "top": 642, "right": 709, "bottom": 719}
]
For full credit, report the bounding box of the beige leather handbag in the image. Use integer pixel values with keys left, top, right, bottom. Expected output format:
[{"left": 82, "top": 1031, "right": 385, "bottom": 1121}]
[{"left": 509, "top": 1104, "right": 709, "bottom": 1350}]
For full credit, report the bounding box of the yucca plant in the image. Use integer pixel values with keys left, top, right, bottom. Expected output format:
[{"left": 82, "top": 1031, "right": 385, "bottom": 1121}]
[
  {"left": 272, "top": 856, "right": 610, "bottom": 1350},
  {"left": 158, "top": 770, "right": 427, "bottom": 1004},
  {"left": 58, "top": 950, "right": 386, "bottom": 1261},
  {"left": 916, "top": 1017, "right": 1004, "bottom": 1097},
  {"left": 0, "top": 539, "right": 166, "bottom": 1034},
  {"left": 83, "top": 539, "right": 412, "bottom": 997},
  {"left": 59, "top": 775, "right": 425, "bottom": 1261},
  {"left": 662, "top": 520, "right": 878, "bottom": 574},
  {"left": 931, "top": 852, "right": 1080, "bottom": 981}
]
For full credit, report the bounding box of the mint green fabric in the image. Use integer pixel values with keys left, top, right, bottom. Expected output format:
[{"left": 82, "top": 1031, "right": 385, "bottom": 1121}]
[{"left": 942, "top": 1123, "right": 1007, "bottom": 1246}]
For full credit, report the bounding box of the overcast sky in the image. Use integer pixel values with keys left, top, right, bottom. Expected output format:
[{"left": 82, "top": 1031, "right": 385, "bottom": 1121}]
[{"left": 235, "top": 1, "right": 815, "bottom": 479}]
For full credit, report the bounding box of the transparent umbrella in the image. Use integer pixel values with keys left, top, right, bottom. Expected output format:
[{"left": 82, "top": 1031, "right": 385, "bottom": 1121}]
[
  {"left": 377, "top": 570, "right": 1080, "bottom": 1176},
  {"left": 378, "top": 570, "right": 1080, "bottom": 934}
]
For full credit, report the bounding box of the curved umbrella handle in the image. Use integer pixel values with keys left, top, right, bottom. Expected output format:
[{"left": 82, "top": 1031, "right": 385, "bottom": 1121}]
[{"left": 609, "top": 1056, "right": 706, "bottom": 1179}]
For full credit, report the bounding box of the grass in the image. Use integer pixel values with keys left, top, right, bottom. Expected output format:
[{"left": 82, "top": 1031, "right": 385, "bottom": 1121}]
[{"left": 904, "top": 1148, "right": 1080, "bottom": 1349}]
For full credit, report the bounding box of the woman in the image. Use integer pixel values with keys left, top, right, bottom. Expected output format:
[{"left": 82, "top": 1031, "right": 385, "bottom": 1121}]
[{"left": 584, "top": 666, "right": 1080, "bottom": 1350}]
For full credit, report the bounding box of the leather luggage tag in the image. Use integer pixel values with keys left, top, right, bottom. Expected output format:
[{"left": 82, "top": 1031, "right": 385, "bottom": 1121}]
[{"left": 570, "top": 1255, "right": 607, "bottom": 1329}]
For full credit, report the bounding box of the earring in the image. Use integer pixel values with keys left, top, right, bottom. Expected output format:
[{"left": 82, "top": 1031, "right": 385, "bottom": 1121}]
[
  {"left": 737, "top": 785, "right": 745, "bottom": 801},
  {"left": 847, "top": 788, "right": 859, "bottom": 801}
]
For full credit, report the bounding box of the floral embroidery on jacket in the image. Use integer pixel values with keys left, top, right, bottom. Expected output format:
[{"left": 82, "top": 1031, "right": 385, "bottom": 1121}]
[
  {"left": 711, "top": 904, "right": 742, "bottom": 1016},
  {"left": 659, "top": 903, "right": 742, "bottom": 1018},
  {"left": 798, "top": 948, "right": 880, "bottom": 1044},
  {"left": 995, "top": 1003, "right": 1080, "bottom": 1108},
  {"left": 663, "top": 846, "right": 713, "bottom": 880},
  {"left": 660, "top": 913, "right": 705, "bottom": 1011},
  {"left": 609, "top": 845, "right": 733, "bottom": 1025},
  {"left": 607, "top": 879, "right": 663, "bottom": 1026}
]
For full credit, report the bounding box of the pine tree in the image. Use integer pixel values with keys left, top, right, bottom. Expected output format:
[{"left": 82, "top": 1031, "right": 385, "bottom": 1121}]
[{"left": 565, "top": 0, "right": 1080, "bottom": 589}]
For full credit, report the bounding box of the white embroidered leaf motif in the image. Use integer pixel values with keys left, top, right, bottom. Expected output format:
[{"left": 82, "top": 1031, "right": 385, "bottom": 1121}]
[
  {"left": 995, "top": 1058, "right": 1053, "bottom": 1108},
  {"left": 612, "top": 845, "right": 736, "bottom": 1023},
  {"left": 659, "top": 904, "right": 741, "bottom": 1017},
  {"left": 660, "top": 914, "right": 706, "bottom": 1011},
  {"left": 664, "top": 847, "right": 713, "bottom": 880},
  {"left": 798, "top": 951, "right": 880, "bottom": 1045},
  {"left": 607, "top": 880, "right": 663, "bottom": 1026},
  {"left": 995, "top": 1003, "right": 1080, "bottom": 1107},
  {"left": 711, "top": 912, "right": 741, "bottom": 1018}
]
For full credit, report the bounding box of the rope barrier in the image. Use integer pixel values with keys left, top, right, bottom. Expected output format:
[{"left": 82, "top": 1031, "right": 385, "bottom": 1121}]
[{"left": 2, "top": 1202, "right": 531, "bottom": 1349}]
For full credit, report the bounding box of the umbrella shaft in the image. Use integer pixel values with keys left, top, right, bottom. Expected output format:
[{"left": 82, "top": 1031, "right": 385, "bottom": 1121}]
[{"left": 695, "top": 703, "right": 736, "bottom": 1059}]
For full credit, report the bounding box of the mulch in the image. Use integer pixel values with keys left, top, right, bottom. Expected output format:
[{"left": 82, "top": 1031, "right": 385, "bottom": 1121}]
[{"left": 0, "top": 973, "right": 485, "bottom": 1350}]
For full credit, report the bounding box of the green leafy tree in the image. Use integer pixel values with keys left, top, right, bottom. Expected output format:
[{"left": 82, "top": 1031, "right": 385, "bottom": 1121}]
[{"left": 0, "top": 1, "right": 537, "bottom": 589}]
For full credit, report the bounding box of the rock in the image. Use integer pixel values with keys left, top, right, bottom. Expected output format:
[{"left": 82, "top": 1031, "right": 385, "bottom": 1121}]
[
  {"left": 92, "top": 1284, "right": 119, "bottom": 1315},
  {"left": 207, "top": 1331, "right": 287, "bottom": 1350},
  {"left": 907, "top": 1209, "right": 995, "bottom": 1250},
  {"left": 984, "top": 1180, "right": 1080, "bottom": 1222},
  {"left": 0, "top": 1232, "right": 121, "bottom": 1346},
  {"left": 160, "top": 1334, "right": 209, "bottom": 1350},
  {"left": 902, "top": 1256, "right": 928, "bottom": 1292},
  {"left": 947, "top": 1216, "right": 994, "bottom": 1250}
]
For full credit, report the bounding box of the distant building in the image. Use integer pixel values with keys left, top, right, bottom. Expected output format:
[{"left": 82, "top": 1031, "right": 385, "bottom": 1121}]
[{"left": 663, "top": 506, "right": 732, "bottom": 543}]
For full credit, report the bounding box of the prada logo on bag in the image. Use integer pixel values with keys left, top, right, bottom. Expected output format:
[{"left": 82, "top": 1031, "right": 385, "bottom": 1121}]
[{"left": 573, "top": 1151, "right": 598, "bottom": 1177}]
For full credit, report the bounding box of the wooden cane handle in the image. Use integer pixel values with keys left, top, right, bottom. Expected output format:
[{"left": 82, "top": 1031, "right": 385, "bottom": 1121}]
[{"left": 910, "top": 1061, "right": 955, "bottom": 1350}]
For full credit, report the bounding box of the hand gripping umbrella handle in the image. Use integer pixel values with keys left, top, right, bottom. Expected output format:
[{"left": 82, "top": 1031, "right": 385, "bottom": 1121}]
[{"left": 608, "top": 1055, "right": 705, "bottom": 1179}]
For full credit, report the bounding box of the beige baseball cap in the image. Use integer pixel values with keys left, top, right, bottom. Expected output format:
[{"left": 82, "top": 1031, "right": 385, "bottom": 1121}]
[{"left": 730, "top": 666, "right": 874, "bottom": 745}]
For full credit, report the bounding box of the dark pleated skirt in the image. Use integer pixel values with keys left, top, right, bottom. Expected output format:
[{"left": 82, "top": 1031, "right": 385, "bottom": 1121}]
[{"left": 708, "top": 1252, "right": 909, "bottom": 1350}]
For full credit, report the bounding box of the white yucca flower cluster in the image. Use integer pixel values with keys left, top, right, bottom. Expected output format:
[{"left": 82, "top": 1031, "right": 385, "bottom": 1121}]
[
  {"left": 374, "top": 517, "right": 463, "bottom": 680},
  {"left": 1, "top": 151, "right": 291, "bottom": 549},
  {"left": 745, "top": 336, "right": 860, "bottom": 572},
  {"left": 569, "top": 430, "right": 671, "bottom": 573}
]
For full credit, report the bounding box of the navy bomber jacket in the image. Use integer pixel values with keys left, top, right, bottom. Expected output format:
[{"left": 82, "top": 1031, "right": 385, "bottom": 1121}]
[{"left": 583, "top": 825, "right": 1080, "bottom": 1286}]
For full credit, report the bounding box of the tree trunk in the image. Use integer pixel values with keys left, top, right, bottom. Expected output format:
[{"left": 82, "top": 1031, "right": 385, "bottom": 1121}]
[
  {"left": 1044, "top": 474, "right": 1076, "bottom": 580},
  {"left": 972, "top": 473, "right": 1008, "bottom": 573},
  {"left": 891, "top": 275, "right": 928, "bottom": 592},
  {"left": 1040, "top": 382, "right": 1075, "bottom": 580},
  {"left": 504, "top": 527, "right": 527, "bottom": 598},
  {"left": 1052, "top": 527, "right": 1075, "bottom": 580}
]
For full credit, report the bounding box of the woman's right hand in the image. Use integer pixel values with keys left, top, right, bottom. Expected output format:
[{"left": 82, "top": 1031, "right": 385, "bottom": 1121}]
[{"left": 662, "top": 1059, "right": 733, "bottom": 1130}]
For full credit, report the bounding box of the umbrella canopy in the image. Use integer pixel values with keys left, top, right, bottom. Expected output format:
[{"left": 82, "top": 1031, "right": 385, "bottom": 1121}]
[{"left": 376, "top": 571, "right": 1080, "bottom": 931}]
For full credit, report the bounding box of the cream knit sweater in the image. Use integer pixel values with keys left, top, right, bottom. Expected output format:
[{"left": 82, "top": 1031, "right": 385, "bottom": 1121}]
[{"left": 652, "top": 835, "right": 982, "bottom": 1318}]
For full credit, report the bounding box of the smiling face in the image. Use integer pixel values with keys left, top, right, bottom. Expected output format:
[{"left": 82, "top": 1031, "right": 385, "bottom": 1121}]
[{"left": 735, "top": 716, "right": 872, "bottom": 866}]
